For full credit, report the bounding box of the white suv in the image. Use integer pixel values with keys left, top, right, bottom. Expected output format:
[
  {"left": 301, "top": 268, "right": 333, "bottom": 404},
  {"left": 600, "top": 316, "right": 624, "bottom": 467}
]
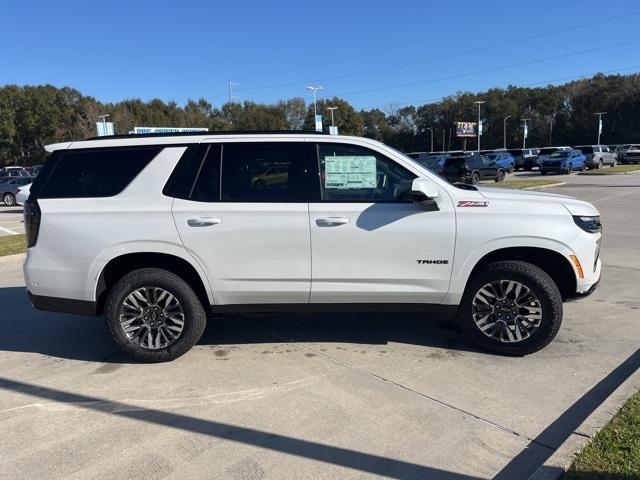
[{"left": 24, "top": 133, "right": 602, "bottom": 361}]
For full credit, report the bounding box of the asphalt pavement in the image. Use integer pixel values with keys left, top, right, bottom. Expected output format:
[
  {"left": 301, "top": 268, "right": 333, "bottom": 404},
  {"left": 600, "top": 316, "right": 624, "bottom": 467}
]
[{"left": 0, "top": 173, "right": 639, "bottom": 479}]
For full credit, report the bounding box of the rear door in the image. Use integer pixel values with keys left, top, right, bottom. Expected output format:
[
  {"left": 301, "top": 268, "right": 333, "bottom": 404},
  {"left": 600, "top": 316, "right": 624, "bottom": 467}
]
[{"left": 171, "top": 140, "right": 312, "bottom": 305}]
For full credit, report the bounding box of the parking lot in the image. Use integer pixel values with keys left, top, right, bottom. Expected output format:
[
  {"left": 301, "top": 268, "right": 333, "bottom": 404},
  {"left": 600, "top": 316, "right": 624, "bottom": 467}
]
[
  {"left": 0, "top": 206, "right": 24, "bottom": 236},
  {"left": 0, "top": 173, "right": 639, "bottom": 479}
]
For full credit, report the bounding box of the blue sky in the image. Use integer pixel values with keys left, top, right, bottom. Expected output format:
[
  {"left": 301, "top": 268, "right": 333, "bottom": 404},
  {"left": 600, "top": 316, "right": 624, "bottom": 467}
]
[{"left": 2, "top": 0, "right": 639, "bottom": 110}]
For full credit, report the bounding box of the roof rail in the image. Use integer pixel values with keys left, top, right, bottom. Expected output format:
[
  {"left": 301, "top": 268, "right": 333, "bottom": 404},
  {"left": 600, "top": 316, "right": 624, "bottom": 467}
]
[{"left": 86, "top": 130, "right": 327, "bottom": 140}]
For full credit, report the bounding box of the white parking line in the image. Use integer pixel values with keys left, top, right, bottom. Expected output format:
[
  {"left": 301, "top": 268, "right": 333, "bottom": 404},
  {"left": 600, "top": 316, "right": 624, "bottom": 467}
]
[{"left": 0, "top": 226, "right": 19, "bottom": 235}]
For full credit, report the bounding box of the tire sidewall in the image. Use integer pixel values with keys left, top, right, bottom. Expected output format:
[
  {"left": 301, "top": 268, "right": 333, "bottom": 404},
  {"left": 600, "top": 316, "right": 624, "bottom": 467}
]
[
  {"left": 105, "top": 268, "right": 206, "bottom": 362},
  {"left": 4, "top": 193, "right": 15, "bottom": 206},
  {"left": 458, "top": 262, "right": 563, "bottom": 356}
]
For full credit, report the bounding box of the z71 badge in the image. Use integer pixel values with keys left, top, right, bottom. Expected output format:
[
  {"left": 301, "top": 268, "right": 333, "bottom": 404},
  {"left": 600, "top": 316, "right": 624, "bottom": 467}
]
[{"left": 457, "top": 200, "right": 489, "bottom": 208}]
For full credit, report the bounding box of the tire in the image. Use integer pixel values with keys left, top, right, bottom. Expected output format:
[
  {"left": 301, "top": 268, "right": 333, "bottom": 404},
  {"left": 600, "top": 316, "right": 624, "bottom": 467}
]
[
  {"left": 471, "top": 172, "right": 480, "bottom": 185},
  {"left": 540, "top": 170, "right": 547, "bottom": 176},
  {"left": 3, "top": 193, "right": 15, "bottom": 207},
  {"left": 495, "top": 170, "right": 505, "bottom": 182},
  {"left": 105, "top": 268, "right": 207, "bottom": 362},
  {"left": 596, "top": 160, "right": 602, "bottom": 169},
  {"left": 580, "top": 163, "right": 586, "bottom": 172},
  {"left": 565, "top": 164, "right": 572, "bottom": 175},
  {"left": 457, "top": 261, "right": 563, "bottom": 356},
  {"left": 612, "top": 159, "right": 617, "bottom": 167},
  {"left": 507, "top": 164, "right": 515, "bottom": 173}
]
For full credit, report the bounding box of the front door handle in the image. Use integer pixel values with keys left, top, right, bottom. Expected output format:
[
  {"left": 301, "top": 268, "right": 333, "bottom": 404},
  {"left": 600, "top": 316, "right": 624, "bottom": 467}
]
[
  {"left": 187, "top": 217, "right": 221, "bottom": 227},
  {"left": 316, "top": 217, "right": 350, "bottom": 226}
]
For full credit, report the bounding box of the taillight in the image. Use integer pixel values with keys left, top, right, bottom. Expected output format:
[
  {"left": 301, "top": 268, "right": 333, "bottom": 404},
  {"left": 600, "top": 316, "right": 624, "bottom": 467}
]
[{"left": 24, "top": 198, "right": 41, "bottom": 248}]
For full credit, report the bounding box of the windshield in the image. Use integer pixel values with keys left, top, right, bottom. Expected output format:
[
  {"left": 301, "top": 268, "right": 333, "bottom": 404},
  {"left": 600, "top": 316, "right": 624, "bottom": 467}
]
[
  {"left": 550, "top": 151, "right": 570, "bottom": 158},
  {"left": 539, "top": 148, "right": 559, "bottom": 155}
]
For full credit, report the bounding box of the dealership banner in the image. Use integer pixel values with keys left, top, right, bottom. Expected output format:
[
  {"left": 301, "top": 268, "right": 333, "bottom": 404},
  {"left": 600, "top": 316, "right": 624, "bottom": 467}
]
[{"left": 456, "top": 122, "right": 477, "bottom": 137}]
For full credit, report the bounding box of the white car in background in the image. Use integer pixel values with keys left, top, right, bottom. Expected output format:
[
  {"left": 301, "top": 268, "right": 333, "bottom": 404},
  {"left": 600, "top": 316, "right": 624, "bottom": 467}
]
[{"left": 16, "top": 182, "right": 32, "bottom": 206}]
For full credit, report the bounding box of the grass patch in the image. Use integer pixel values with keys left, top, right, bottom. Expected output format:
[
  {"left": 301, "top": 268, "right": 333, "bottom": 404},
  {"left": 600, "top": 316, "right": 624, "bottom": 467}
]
[
  {"left": 0, "top": 234, "right": 26, "bottom": 257},
  {"left": 486, "top": 179, "right": 564, "bottom": 189},
  {"left": 566, "top": 390, "right": 640, "bottom": 479},
  {"left": 580, "top": 164, "right": 640, "bottom": 175}
]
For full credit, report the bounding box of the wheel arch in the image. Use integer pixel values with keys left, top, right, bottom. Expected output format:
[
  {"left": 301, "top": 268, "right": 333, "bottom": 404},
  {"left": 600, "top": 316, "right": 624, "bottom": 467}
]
[
  {"left": 467, "top": 246, "right": 577, "bottom": 300},
  {"left": 95, "top": 252, "right": 212, "bottom": 315}
]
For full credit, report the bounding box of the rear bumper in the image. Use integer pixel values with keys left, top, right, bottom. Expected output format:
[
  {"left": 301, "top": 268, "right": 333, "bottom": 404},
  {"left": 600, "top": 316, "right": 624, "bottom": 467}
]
[{"left": 27, "top": 290, "right": 98, "bottom": 316}]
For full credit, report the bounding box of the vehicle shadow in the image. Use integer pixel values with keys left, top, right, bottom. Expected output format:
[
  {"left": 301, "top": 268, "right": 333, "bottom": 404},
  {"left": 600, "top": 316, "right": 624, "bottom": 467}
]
[{"left": 0, "top": 286, "right": 480, "bottom": 363}]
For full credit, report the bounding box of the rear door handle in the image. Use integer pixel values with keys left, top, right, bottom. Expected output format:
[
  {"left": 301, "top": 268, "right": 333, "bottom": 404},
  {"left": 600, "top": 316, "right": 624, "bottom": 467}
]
[
  {"left": 316, "top": 217, "right": 350, "bottom": 226},
  {"left": 187, "top": 217, "right": 221, "bottom": 227}
]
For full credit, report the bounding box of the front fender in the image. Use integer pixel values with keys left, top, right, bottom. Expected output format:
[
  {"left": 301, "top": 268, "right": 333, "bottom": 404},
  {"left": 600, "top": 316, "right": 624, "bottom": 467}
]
[{"left": 443, "top": 235, "right": 579, "bottom": 304}]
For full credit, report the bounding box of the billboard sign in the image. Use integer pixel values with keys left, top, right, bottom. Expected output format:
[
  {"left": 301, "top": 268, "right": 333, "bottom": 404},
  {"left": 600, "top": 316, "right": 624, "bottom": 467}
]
[
  {"left": 132, "top": 127, "right": 209, "bottom": 134},
  {"left": 456, "top": 122, "right": 477, "bottom": 137},
  {"left": 96, "top": 122, "right": 115, "bottom": 137}
]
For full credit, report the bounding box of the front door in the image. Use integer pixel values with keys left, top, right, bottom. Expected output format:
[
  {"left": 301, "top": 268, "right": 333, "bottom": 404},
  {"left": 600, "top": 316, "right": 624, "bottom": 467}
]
[
  {"left": 308, "top": 142, "right": 456, "bottom": 304},
  {"left": 172, "top": 141, "right": 311, "bottom": 305}
]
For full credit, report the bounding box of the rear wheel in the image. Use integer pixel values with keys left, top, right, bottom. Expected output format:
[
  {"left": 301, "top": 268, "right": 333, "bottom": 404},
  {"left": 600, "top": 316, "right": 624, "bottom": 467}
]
[
  {"left": 507, "top": 164, "right": 515, "bottom": 173},
  {"left": 105, "top": 268, "right": 207, "bottom": 362},
  {"left": 3, "top": 193, "right": 15, "bottom": 206},
  {"left": 495, "top": 170, "right": 506, "bottom": 182},
  {"left": 457, "top": 261, "right": 563, "bottom": 356},
  {"left": 612, "top": 159, "right": 617, "bottom": 167}
]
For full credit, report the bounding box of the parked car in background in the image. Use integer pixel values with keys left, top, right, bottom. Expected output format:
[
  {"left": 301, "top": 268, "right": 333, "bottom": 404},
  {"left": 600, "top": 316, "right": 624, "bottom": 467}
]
[
  {"left": 574, "top": 145, "right": 617, "bottom": 169},
  {"left": 0, "top": 166, "right": 30, "bottom": 178},
  {"left": 25, "top": 165, "right": 43, "bottom": 176},
  {"left": 618, "top": 145, "right": 640, "bottom": 164},
  {"left": 540, "top": 149, "right": 586, "bottom": 175},
  {"left": 16, "top": 182, "right": 32, "bottom": 206},
  {"left": 485, "top": 151, "right": 515, "bottom": 172},
  {"left": 537, "top": 146, "right": 571, "bottom": 165},
  {"left": 442, "top": 154, "right": 506, "bottom": 184},
  {"left": 507, "top": 148, "right": 539, "bottom": 171},
  {"left": 0, "top": 176, "right": 34, "bottom": 206},
  {"left": 407, "top": 152, "right": 447, "bottom": 174}
]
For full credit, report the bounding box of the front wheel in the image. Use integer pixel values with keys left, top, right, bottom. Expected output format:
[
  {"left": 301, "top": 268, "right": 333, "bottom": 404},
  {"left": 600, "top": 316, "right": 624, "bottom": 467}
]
[
  {"left": 105, "top": 268, "right": 207, "bottom": 362},
  {"left": 565, "top": 164, "right": 572, "bottom": 175},
  {"left": 470, "top": 172, "right": 480, "bottom": 185},
  {"left": 507, "top": 164, "right": 515, "bottom": 173},
  {"left": 457, "top": 261, "right": 563, "bottom": 356},
  {"left": 495, "top": 170, "right": 506, "bottom": 182}
]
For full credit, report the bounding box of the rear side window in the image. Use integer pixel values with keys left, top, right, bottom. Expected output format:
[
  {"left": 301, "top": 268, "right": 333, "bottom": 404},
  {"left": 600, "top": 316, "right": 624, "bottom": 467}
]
[
  {"left": 38, "top": 147, "right": 161, "bottom": 199},
  {"left": 188, "top": 142, "right": 307, "bottom": 202}
]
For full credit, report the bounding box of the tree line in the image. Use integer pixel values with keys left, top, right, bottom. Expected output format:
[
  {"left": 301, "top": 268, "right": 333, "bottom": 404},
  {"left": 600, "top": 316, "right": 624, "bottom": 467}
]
[{"left": 1, "top": 72, "right": 639, "bottom": 165}]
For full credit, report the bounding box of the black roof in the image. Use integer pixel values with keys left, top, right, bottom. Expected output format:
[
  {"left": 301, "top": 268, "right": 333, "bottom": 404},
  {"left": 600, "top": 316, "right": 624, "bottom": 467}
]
[{"left": 87, "top": 130, "right": 327, "bottom": 141}]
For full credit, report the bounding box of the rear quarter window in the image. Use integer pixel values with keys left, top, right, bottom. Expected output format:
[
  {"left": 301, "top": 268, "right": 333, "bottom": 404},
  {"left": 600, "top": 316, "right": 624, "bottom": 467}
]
[{"left": 38, "top": 147, "right": 162, "bottom": 199}]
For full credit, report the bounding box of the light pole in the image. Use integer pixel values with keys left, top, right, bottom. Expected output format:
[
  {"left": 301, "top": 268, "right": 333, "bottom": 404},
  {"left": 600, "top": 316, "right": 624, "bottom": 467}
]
[
  {"left": 595, "top": 112, "right": 607, "bottom": 145},
  {"left": 503, "top": 115, "right": 511, "bottom": 149},
  {"left": 474, "top": 101, "right": 485, "bottom": 152},
  {"left": 306, "top": 85, "right": 323, "bottom": 117},
  {"left": 521, "top": 118, "right": 530, "bottom": 149},
  {"left": 327, "top": 106, "right": 338, "bottom": 126},
  {"left": 98, "top": 114, "right": 110, "bottom": 136},
  {"left": 228, "top": 81, "right": 239, "bottom": 103},
  {"left": 549, "top": 113, "right": 555, "bottom": 146},
  {"left": 425, "top": 127, "right": 434, "bottom": 152}
]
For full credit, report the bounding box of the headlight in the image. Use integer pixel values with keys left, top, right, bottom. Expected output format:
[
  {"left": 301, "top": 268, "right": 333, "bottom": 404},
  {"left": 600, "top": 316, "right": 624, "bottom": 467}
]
[{"left": 573, "top": 215, "right": 601, "bottom": 234}]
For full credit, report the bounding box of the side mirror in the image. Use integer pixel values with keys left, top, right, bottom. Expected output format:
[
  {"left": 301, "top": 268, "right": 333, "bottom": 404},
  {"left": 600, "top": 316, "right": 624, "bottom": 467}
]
[{"left": 411, "top": 178, "right": 440, "bottom": 211}]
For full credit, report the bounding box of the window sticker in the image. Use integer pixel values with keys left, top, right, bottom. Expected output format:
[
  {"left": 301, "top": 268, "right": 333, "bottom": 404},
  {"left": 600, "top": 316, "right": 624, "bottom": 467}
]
[{"left": 324, "top": 156, "right": 377, "bottom": 189}]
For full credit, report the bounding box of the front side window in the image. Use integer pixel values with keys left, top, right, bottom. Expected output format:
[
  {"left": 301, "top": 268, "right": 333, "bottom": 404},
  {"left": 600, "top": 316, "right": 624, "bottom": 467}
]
[{"left": 317, "top": 143, "right": 416, "bottom": 202}]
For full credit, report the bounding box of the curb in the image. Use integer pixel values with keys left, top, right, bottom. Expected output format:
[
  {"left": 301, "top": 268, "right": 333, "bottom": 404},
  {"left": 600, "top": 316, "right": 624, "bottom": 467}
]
[
  {"left": 523, "top": 182, "right": 566, "bottom": 190},
  {"left": 0, "top": 252, "right": 26, "bottom": 265},
  {"left": 528, "top": 364, "right": 640, "bottom": 479},
  {"left": 578, "top": 170, "right": 640, "bottom": 176}
]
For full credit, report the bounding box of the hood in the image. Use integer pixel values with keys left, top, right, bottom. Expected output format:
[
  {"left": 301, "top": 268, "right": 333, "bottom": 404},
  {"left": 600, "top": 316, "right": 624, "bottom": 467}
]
[{"left": 477, "top": 187, "right": 599, "bottom": 216}]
